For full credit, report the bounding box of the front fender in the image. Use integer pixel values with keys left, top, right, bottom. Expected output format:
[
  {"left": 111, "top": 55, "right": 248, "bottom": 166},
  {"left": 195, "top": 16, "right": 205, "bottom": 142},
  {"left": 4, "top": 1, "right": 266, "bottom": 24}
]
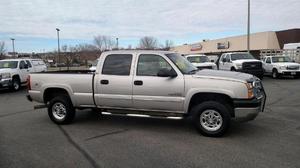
[{"left": 184, "top": 88, "right": 235, "bottom": 113}]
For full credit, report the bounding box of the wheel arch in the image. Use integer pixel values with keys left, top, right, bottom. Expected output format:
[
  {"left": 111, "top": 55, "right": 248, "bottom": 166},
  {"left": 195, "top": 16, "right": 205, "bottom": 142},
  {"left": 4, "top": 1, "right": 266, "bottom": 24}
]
[
  {"left": 43, "top": 87, "right": 74, "bottom": 105},
  {"left": 185, "top": 91, "right": 234, "bottom": 117}
]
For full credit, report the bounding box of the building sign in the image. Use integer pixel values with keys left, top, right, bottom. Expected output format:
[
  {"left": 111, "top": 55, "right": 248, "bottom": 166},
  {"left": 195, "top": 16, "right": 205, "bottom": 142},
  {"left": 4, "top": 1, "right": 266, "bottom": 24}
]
[
  {"left": 217, "top": 41, "right": 230, "bottom": 49},
  {"left": 190, "top": 44, "right": 202, "bottom": 51}
]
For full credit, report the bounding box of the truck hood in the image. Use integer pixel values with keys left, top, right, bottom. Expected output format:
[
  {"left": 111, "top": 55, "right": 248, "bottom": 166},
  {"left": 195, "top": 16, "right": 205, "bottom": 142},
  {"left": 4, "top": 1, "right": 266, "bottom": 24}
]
[
  {"left": 192, "top": 69, "right": 254, "bottom": 82},
  {"left": 232, "top": 59, "right": 261, "bottom": 64},
  {"left": 192, "top": 62, "right": 216, "bottom": 67}
]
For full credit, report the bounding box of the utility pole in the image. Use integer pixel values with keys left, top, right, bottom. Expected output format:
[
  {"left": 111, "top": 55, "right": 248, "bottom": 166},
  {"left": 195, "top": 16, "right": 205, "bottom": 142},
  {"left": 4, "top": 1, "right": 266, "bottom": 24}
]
[
  {"left": 247, "top": 0, "right": 250, "bottom": 53},
  {"left": 56, "top": 28, "right": 61, "bottom": 70},
  {"left": 116, "top": 38, "right": 119, "bottom": 50},
  {"left": 11, "top": 38, "right": 15, "bottom": 57}
]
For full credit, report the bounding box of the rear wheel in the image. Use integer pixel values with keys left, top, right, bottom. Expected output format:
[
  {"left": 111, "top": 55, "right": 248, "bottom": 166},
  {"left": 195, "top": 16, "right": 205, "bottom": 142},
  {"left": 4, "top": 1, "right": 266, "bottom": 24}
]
[
  {"left": 48, "top": 96, "right": 75, "bottom": 124},
  {"left": 191, "top": 101, "right": 231, "bottom": 137}
]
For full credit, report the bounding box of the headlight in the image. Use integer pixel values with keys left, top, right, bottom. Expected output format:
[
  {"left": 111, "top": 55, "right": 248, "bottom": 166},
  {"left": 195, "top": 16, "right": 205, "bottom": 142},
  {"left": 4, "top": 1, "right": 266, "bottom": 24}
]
[
  {"left": 1, "top": 73, "right": 11, "bottom": 79},
  {"left": 236, "top": 64, "right": 242, "bottom": 69},
  {"left": 245, "top": 83, "right": 254, "bottom": 99},
  {"left": 279, "top": 66, "right": 286, "bottom": 70}
]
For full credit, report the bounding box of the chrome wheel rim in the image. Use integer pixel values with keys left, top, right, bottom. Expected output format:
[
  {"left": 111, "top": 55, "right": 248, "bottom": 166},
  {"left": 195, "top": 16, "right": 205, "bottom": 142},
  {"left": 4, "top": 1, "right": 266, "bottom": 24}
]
[
  {"left": 13, "top": 81, "right": 19, "bottom": 90},
  {"left": 200, "top": 110, "right": 223, "bottom": 131},
  {"left": 272, "top": 72, "right": 277, "bottom": 78},
  {"left": 52, "top": 102, "right": 67, "bottom": 120}
]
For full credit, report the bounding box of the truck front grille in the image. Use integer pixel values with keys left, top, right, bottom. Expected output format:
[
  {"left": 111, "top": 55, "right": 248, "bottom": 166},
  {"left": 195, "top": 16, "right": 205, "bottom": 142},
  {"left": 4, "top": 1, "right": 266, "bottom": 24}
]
[
  {"left": 287, "top": 66, "right": 299, "bottom": 70},
  {"left": 242, "top": 62, "right": 262, "bottom": 70}
]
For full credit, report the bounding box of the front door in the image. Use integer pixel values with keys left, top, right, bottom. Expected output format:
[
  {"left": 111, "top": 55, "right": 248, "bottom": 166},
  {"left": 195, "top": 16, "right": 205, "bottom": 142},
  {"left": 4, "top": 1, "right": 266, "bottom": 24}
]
[{"left": 132, "top": 54, "right": 184, "bottom": 112}]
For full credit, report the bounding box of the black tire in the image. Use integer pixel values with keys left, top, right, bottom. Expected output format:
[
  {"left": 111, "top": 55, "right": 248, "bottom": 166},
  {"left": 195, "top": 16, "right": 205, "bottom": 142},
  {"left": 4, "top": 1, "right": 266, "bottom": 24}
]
[
  {"left": 48, "top": 96, "right": 75, "bottom": 124},
  {"left": 191, "top": 101, "right": 231, "bottom": 137},
  {"left": 230, "top": 67, "right": 236, "bottom": 71},
  {"left": 10, "top": 77, "right": 20, "bottom": 91},
  {"left": 272, "top": 69, "right": 279, "bottom": 79}
]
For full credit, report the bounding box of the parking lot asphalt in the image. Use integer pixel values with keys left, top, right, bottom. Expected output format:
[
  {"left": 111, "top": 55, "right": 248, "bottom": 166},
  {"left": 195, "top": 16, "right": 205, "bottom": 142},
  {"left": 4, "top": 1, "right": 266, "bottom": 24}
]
[{"left": 0, "top": 77, "right": 300, "bottom": 168}]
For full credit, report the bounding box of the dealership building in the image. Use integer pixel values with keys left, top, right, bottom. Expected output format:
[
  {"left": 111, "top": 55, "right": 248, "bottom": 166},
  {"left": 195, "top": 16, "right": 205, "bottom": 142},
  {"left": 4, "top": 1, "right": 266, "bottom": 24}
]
[{"left": 171, "top": 29, "right": 300, "bottom": 59}]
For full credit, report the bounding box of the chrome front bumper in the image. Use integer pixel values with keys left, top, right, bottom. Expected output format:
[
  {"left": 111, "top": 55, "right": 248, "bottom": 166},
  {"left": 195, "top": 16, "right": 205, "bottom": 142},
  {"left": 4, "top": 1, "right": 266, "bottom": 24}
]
[
  {"left": 0, "top": 79, "right": 12, "bottom": 88},
  {"left": 233, "top": 87, "right": 266, "bottom": 122}
]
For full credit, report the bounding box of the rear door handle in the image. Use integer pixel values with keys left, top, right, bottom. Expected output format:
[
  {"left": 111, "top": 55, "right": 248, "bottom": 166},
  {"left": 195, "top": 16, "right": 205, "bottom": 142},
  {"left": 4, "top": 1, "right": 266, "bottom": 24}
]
[
  {"left": 100, "top": 80, "right": 109, "bottom": 85},
  {"left": 134, "top": 80, "right": 143, "bottom": 86}
]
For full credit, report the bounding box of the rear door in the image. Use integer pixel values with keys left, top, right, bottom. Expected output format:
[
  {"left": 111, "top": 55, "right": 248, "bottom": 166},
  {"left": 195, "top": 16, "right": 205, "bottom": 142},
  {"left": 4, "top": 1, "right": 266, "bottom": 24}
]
[
  {"left": 18, "top": 60, "right": 30, "bottom": 83},
  {"left": 132, "top": 54, "right": 184, "bottom": 112},
  {"left": 95, "top": 54, "right": 134, "bottom": 108},
  {"left": 25, "top": 60, "right": 34, "bottom": 73}
]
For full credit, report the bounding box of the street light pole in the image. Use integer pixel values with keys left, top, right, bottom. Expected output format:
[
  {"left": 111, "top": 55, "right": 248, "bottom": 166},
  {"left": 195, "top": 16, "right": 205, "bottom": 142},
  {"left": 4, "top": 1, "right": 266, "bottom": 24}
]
[
  {"left": 11, "top": 38, "right": 15, "bottom": 57},
  {"left": 247, "top": 0, "right": 250, "bottom": 53},
  {"left": 56, "top": 28, "right": 60, "bottom": 70},
  {"left": 116, "top": 38, "right": 119, "bottom": 50}
]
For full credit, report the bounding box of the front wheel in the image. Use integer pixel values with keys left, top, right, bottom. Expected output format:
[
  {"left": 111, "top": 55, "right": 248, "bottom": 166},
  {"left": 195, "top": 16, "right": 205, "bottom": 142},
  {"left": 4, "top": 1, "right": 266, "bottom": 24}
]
[
  {"left": 191, "top": 101, "right": 231, "bottom": 137},
  {"left": 272, "top": 69, "right": 280, "bottom": 79},
  {"left": 11, "top": 77, "right": 20, "bottom": 91},
  {"left": 48, "top": 96, "right": 75, "bottom": 124}
]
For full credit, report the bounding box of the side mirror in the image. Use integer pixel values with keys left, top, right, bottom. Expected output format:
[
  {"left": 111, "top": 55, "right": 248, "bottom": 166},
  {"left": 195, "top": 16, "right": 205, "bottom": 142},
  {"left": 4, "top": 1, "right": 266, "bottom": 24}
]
[
  {"left": 157, "top": 68, "right": 177, "bottom": 78},
  {"left": 292, "top": 60, "right": 295, "bottom": 62},
  {"left": 222, "top": 58, "right": 226, "bottom": 62},
  {"left": 24, "top": 64, "right": 29, "bottom": 69},
  {"left": 211, "top": 60, "right": 214, "bottom": 63}
]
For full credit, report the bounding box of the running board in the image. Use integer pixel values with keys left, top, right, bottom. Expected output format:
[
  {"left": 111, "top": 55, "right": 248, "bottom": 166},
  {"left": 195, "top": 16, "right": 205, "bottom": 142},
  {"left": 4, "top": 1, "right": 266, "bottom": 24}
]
[{"left": 101, "top": 112, "right": 184, "bottom": 120}]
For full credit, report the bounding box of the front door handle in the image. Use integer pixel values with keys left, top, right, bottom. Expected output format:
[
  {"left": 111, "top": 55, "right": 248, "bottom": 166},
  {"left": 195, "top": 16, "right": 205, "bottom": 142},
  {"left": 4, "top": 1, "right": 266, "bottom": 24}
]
[
  {"left": 100, "top": 80, "right": 109, "bottom": 85},
  {"left": 134, "top": 80, "right": 143, "bottom": 86}
]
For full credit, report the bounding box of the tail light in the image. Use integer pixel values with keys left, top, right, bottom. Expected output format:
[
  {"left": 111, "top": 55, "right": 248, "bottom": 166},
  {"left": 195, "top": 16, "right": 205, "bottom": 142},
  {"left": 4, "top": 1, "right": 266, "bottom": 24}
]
[{"left": 27, "top": 75, "right": 31, "bottom": 90}]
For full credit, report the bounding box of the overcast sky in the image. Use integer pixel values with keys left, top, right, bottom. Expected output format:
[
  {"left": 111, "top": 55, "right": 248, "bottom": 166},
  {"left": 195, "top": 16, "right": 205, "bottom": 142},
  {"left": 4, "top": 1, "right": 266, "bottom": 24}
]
[{"left": 0, "top": 0, "right": 299, "bottom": 52}]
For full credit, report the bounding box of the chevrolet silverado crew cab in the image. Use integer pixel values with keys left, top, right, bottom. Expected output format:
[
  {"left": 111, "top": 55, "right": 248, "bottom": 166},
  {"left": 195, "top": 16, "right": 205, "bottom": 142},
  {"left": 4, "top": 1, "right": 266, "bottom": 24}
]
[
  {"left": 27, "top": 50, "right": 266, "bottom": 137},
  {"left": 263, "top": 56, "right": 300, "bottom": 78},
  {"left": 218, "top": 52, "right": 264, "bottom": 79},
  {"left": 0, "top": 59, "right": 47, "bottom": 91},
  {"left": 185, "top": 54, "right": 217, "bottom": 70}
]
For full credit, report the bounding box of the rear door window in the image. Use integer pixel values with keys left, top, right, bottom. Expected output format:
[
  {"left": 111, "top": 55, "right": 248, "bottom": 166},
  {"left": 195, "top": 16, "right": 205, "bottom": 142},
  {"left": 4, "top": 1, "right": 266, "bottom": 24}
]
[
  {"left": 26, "top": 60, "right": 32, "bottom": 68},
  {"left": 102, "top": 54, "right": 132, "bottom": 75}
]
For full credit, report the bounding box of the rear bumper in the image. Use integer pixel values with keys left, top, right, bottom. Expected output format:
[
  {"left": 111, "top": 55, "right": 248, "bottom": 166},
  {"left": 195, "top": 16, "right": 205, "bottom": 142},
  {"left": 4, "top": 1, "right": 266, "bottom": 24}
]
[
  {"left": 233, "top": 91, "right": 266, "bottom": 122},
  {"left": 0, "top": 79, "right": 12, "bottom": 88}
]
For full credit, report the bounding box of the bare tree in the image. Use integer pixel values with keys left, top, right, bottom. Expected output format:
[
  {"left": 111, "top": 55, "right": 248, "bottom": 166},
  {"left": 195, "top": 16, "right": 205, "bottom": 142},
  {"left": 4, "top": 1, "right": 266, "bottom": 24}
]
[
  {"left": 93, "top": 35, "right": 116, "bottom": 52},
  {"left": 138, "top": 36, "right": 158, "bottom": 50},
  {"left": 163, "top": 40, "right": 174, "bottom": 51},
  {"left": 0, "top": 41, "right": 6, "bottom": 60}
]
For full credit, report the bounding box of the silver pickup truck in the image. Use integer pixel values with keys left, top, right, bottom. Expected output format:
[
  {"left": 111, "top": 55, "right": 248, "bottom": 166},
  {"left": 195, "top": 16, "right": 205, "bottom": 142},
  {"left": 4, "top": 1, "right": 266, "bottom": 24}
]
[{"left": 27, "top": 50, "right": 266, "bottom": 137}]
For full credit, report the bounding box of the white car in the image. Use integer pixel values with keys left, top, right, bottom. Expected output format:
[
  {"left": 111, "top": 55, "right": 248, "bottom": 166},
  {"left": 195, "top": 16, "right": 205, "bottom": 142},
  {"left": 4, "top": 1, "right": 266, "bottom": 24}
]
[
  {"left": 263, "top": 56, "right": 300, "bottom": 78},
  {"left": 0, "top": 58, "right": 47, "bottom": 91},
  {"left": 185, "top": 54, "right": 217, "bottom": 69},
  {"left": 218, "top": 52, "right": 264, "bottom": 79}
]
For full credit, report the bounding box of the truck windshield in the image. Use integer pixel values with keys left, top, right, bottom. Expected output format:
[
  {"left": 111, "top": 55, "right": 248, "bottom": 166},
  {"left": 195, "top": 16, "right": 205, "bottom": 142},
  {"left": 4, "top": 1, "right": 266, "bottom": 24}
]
[
  {"left": 187, "top": 56, "right": 209, "bottom": 63},
  {"left": 272, "top": 57, "right": 291, "bottom": 63},
  {"left": 231, "top": 53, "right": 255, "bottom": 60},
  {"left": 0, "top": 61, "right": 18, "bottom": 69},
  {"left": 166, "top": 53, "right": 197, "bottom": 74}
]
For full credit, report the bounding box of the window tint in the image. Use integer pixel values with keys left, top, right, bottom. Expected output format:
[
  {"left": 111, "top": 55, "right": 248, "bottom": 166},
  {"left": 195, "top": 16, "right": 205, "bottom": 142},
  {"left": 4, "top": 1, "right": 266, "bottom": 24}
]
[
  {"left": 225, "top": 55, "right": 230, "bottom": 62},
  {"left": 19, "top": 61, "right": 26, "bottom": 69},
  {"left": 137, "top": 54, "right": 172, "bottom": 76},
  {"left": 26, "top": 60, "right": 32, "bottom": 68},
  {"left": 102, "top": 54, "right": 132, "bottom": 75}
]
